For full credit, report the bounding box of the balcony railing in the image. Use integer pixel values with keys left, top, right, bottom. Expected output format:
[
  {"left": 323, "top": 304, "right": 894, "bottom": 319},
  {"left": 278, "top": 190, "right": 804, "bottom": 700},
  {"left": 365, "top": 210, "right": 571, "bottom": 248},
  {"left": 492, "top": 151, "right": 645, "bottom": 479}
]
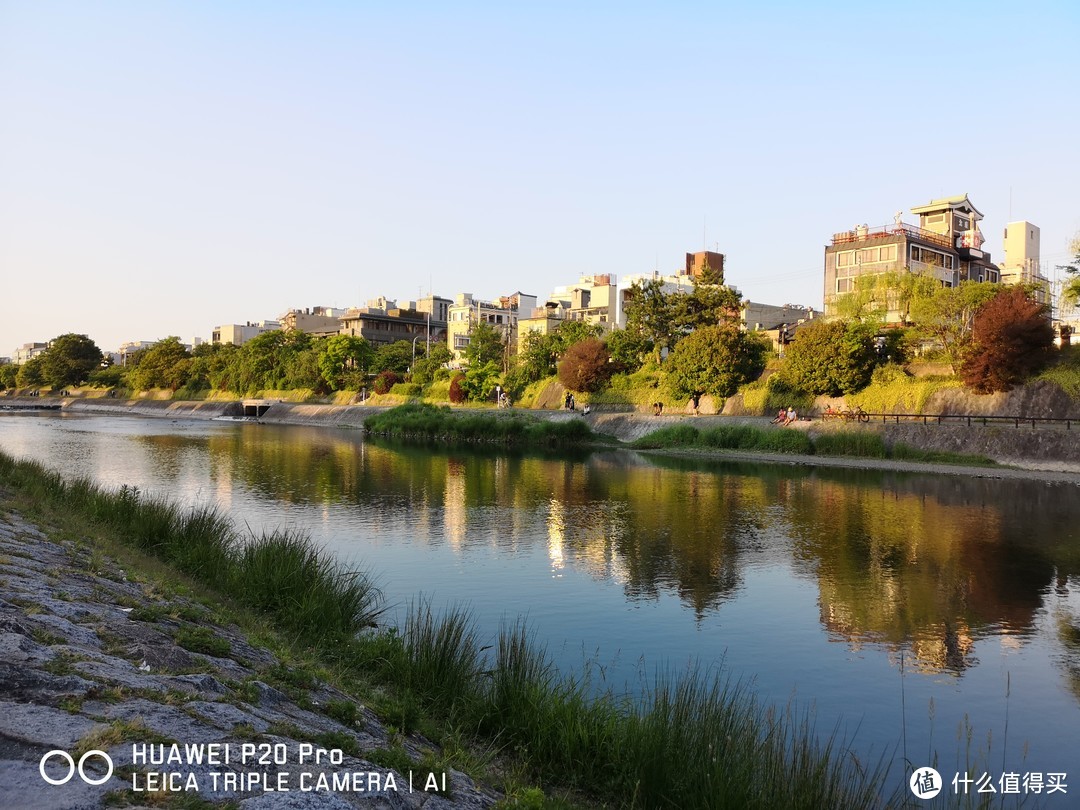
[{"left": 831, "top": 223, "right": 952, "bottom": 249}]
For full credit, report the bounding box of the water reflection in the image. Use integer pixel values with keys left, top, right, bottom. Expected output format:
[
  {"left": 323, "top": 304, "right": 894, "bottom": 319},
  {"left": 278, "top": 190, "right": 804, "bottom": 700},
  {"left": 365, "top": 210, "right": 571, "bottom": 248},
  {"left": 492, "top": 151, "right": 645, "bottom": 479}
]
[
  {"left": 6, "top": 416, "right": 1080, "bottom": 700},
  {"left": 127, "top": 427, "right": 1080, "bottom": 680}
]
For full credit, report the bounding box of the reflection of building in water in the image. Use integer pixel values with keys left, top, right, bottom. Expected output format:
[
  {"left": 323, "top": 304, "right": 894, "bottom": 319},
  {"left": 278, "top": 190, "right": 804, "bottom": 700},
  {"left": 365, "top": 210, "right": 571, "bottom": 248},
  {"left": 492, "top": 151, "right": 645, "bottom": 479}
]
[
  {"left": 546, "top": 499, "right": 565, "bottom": 577},
  {"left": 443, "top": 459, "right": 467, "bottom": 552}
]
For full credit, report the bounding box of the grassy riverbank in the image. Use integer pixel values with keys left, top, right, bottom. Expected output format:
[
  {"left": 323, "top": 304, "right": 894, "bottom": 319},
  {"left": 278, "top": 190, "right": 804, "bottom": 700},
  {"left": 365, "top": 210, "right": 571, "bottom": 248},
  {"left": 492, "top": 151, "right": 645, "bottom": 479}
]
[
  {"left": 0, "top": 449, "right": 893, "bottom": 809},
  {"left": 364, "top": 402, "right": 600, "bottom": 446},
  {"left": 631, "top": 423, "right": 997, "bottom": 466}
]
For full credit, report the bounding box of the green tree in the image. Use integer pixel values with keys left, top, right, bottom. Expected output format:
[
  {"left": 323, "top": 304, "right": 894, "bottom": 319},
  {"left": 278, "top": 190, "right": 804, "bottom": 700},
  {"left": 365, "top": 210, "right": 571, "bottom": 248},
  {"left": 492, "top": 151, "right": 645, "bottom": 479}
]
[
  {"left": 1059, "top": 233, "right": 1080, "bottom": 307},
  {"left": 909, "top": 281, "right": 1001, "bottom": 371},
  {"left": 318, "top": 334, "right": 374, "bottom": 391},
  {"left": 0, "top": 364, "right": 17, "bottom": 390},
  {"left": 778, "top": 319, "right": 878, "bottom": 396},
  {"left": 460, "top": 360, "right": 501, "bottom": 401},
  {"left": 127, "top": 337, "right": 192, "bottom": 391},
  {"left": 465, "top": 321, "right": 505, "bottom": 368},
  {"left": 38, "top": 334, "right": 103, "bottom": 388},
  {"left": 666, "top": 324, "right": 768, "bottom": 401},
  {"left": 675, "top": 271, "right": 743, "bottom": 331},
  {"left": 16, "top": 356, "right": 45, "bottom": 388},
  {"left": 960, "top": 287, "right": 1054, "bottom": 393},
  {"left": 372, "top": 340, "right": 416, "bottom": 374},
  {"left": 411, "top": 344, "right": 452, "bottom": 385},
  {"left": 188, "top": 343, "right": 239, "bottom": 392},
  {"left": 623, "top": 279, "right": 679, "bottom": 360},
  {"left": 604, "top": 327, "right": 652, "bottom": 373},
  {"left": 516, "top": 330, "right": 561, "bottom": 383},
  {"left": 557, "top": 337, "right": 613, "bottom": 393},
  {"left": 555, "top": 319, "right": 603, "bottom": 347}
]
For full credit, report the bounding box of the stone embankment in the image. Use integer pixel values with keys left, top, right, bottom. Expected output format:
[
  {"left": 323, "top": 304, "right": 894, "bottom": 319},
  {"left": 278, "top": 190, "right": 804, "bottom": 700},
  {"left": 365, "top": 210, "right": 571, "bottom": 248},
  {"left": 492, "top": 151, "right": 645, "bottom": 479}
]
[{"left": 0, "top": 507, "right": 498, "bottom": 809}]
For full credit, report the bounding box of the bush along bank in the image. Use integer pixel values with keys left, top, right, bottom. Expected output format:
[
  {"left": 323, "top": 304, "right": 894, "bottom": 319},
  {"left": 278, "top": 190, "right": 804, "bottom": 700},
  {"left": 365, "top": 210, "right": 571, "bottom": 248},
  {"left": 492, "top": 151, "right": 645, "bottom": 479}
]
[
  {"left": 363, "top": 402, "right": 599, "bottom": 447},
  {"left": 631, "top": 424, "right": 996, "bottom": 466},
  {"left": 0, "top": 451, "right": 892, "bottom": 809}
]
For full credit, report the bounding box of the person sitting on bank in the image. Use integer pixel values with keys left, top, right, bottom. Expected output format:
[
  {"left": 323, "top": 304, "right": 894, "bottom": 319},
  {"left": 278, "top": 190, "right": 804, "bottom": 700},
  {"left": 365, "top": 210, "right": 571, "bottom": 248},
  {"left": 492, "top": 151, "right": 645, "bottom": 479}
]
[
  {"left": 785, "top": 406, "right": 797, "bottom": 425},
  {"left": 771, "top": 408, "right": 786, "bottom": 424}
]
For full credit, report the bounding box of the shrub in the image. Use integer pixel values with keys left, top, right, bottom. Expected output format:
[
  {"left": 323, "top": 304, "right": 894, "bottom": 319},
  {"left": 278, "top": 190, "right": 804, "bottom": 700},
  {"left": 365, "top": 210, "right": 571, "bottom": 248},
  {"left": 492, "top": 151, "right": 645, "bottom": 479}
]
[
  {"left": 390, "top": 382, "right": 422, "bottom": 398},
  {"left": 448, "top": 373, "right": 466, "bottom": 404},
  {"left": 373, "top": 370, "right": 400, "bottom": 395}
]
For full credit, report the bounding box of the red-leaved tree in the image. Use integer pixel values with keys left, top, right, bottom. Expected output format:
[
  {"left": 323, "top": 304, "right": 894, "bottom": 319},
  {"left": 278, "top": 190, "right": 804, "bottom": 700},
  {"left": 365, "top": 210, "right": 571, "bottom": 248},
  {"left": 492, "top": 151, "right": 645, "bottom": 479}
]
[
  {"left": 558, "top": 338, "right": 612, "bottom": 393},
  {"left": 960, "top": 287, "right": 1054, "bottom": 393}
]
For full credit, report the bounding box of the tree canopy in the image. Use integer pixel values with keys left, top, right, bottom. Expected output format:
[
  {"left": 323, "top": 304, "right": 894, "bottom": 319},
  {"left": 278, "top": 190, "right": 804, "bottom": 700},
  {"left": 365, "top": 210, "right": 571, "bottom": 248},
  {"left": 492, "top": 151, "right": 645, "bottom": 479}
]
[
  {"left": 319, "top": 334, "right": 374, "bottom": 391},
  {"left": 666, "top": 324, "right": 767, "bottom": 401},
  {"left": 465, "top": 321, "right": 505, "bottom": 368},
  {"left": 558, "top": 337, "right": 613, "bottom": 393},
  {"left": 127, "top": 337, "right": 192, "bottom": 391},
  {"left": 1060, "top": 233, "right": 1080, "bottom": 307},
  {"left": 960, "top": 287, "right": 1054, "bottom": 393},
  {"left": 38, "top": 334, "right": 103, "bottom": 388},
  {"left": 778, "top": 319, "right": 879, "bottom": 396}
]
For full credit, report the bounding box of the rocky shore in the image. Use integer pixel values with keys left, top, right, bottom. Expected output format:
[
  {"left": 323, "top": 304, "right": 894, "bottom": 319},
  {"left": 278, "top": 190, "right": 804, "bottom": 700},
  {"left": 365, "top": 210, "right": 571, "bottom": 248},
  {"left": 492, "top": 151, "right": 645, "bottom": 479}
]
[{"left": 0, "top": 506, "right": 499, "bottom": 809}]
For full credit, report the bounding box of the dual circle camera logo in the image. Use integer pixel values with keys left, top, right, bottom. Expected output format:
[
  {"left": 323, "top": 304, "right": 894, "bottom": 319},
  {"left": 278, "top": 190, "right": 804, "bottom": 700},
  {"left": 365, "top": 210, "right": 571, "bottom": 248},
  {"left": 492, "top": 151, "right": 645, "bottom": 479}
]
[{"left": 39, "top": 750, "right": 114, "bottom": 786}]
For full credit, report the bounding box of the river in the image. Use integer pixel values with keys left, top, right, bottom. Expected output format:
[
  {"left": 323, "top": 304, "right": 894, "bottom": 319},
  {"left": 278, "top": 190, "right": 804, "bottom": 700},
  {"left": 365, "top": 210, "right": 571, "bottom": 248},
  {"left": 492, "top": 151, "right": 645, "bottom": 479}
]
[{"left": 2, "top": 412, "right": 1078, "bottom": 797}]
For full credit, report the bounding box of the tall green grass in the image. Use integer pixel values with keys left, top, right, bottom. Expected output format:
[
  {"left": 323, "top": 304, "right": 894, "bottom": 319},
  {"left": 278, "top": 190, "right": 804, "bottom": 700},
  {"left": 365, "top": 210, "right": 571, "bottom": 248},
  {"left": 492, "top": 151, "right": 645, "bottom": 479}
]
[
  {"left": 365, "top": 402, "right": 596, "bottom": 446},
  {"left": 632, "top": 424, "right": 813, "bottom": 454},
  {"left": 0, "top": 452, "right": 382, "bottom": 642},
  {"left": 632, "top": 424, "right": 995, "bottom": 467},
  {"left": 344, "top": 616, "right": 890, "bottom": 808}
]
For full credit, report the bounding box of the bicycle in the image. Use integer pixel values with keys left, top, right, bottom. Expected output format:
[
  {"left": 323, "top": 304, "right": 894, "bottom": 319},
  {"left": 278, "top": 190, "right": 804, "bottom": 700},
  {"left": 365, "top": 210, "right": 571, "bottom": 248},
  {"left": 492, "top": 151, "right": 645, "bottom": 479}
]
[{"left": 841, "top": 406, "right": 870, "bottom": 423}]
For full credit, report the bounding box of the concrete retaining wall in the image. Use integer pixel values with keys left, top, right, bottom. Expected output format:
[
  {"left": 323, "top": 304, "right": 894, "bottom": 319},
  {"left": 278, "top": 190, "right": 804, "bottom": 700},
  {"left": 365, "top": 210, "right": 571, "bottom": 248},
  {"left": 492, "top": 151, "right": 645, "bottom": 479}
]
[{"left": 64, "top": 398, "right": 242, "bottom": 419}]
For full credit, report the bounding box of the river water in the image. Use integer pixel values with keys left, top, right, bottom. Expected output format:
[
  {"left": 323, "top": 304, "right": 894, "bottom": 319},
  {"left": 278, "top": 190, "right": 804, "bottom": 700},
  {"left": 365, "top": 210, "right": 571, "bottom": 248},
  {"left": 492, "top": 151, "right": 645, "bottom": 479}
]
[{"left": 2, "top": 412, "right": 1079, "bottom": 796}]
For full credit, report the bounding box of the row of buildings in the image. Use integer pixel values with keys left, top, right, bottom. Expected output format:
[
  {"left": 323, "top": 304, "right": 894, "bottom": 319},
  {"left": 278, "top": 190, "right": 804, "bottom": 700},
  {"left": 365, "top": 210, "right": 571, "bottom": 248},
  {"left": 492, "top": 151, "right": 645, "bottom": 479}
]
[
  {"left": 4, "top": 194, "right": 1062, "bottom": 369},
  {"left": 196, "top": 250, "right": 818, "bottom": 367}
]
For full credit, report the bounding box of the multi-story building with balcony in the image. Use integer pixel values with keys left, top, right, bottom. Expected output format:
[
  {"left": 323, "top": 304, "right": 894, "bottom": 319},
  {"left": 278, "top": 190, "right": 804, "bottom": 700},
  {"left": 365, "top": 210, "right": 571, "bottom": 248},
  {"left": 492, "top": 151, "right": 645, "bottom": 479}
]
[
  {"left": 447, "top": 292, "right": 536, "bottom": 366},
  {"left": 545, "top": 274, "right": 618, "bottom": 331},
  {"left": 824, "top": 194, "right": 1002, "bottom": 323},
  {"left": 338, "top": 298, "right": 449, "bottom": 351}
]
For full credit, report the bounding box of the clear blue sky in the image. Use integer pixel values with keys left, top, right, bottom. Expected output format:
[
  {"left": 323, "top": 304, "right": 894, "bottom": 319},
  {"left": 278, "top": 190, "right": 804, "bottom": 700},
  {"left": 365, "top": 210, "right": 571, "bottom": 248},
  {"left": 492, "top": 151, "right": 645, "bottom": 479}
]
[{"left": 2, "top": 1, "right": 1078, "bottom": 354}]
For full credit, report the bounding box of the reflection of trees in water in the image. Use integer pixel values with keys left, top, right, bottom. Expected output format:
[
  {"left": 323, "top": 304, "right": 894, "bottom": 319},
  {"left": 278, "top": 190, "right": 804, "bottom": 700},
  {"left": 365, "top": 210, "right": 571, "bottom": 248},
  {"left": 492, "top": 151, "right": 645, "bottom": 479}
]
[
  {"left": 1051, "top": 576, "right": 1080, "bottom": 703},
  {"left": 781, "top": 471, "right": 1070, "bottom": 674},
  {"left": 193, "top": 427, "right": 1080, "bottom": 678}
]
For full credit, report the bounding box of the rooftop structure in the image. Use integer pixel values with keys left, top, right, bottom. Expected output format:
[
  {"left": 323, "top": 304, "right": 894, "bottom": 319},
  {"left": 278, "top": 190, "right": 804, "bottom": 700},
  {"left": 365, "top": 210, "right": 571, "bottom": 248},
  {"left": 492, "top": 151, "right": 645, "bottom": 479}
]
[{"left": 824, "top": 195, "right": 1003, "bottom": 323}]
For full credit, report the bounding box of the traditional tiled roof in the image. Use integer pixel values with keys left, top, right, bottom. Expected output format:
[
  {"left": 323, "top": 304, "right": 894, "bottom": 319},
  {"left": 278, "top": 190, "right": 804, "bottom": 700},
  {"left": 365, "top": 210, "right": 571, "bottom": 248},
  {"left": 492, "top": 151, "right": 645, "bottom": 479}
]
[{"left": 910, "top": 194, "right": 983, "bottom": 219}]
